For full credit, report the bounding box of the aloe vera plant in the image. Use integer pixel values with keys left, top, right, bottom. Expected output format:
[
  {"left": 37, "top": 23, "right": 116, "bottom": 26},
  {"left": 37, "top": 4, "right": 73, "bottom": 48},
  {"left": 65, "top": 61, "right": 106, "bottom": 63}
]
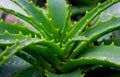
[{"left": 1, "top": 0, "right": 120, "bottom": 77}]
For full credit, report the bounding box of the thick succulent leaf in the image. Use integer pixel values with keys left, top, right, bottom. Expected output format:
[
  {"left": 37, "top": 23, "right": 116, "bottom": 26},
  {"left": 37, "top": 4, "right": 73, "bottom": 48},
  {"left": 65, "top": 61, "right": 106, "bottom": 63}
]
[
  {"left": 69, "top": 16, "right": 120, "bottom": 59},
  {"left": 60, "top": 8, "right": 72, "bottom": 45},
  {"left": 67, "top": 0, "right": 120, "bottom": 39},
  {"left": 24, "top": 40, "right": 65, "bottom": 66},
  {"left": 64, "top": 36, "right": 89, "bottom": 56},
  {"left": 14, "top": 66, "right": 43, "bottom": 77},
  {"left": 0, "top": 20, "right": 38, "bottom": 37},
  {"left": 12, "top": 0, "right": 52, "bottom": 34},
  {"left": 0, "top": 55, "right": 31, "bottom": 77},
  {"left": 60, "top": 45, "right": 120, "bottom": 73},
  {"left": 0, "top": 38, "right": 42, "bottom": 66},
  {"left": 0, "top": 32, "right": 26, "bottom": 48},
  {"left": 16, "top": 51, "right": 44, "bottom": 72},
  {"left": 45, "top": 69, "right": 84, "bottom": 77},
  {"left": 39, "top": 41, "right": 65, "bottom": 61},
  {"left": 46, "top": 0, "right": 68, "bottom": 29},
  {"left": 0, "top": 6, "right": 51, "bottom": 40},
  {"left": 21, "top": 47, "right": 53, "bottom": 71}
]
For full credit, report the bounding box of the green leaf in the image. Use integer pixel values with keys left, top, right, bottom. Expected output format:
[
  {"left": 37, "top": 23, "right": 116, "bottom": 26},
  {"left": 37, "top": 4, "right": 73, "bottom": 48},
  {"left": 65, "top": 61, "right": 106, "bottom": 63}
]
[
  {"left": 0, "top": 55, "right": 31, "bottom": 77},
  {"left": 0, "top": 38, "right": 42, "bottom": 66},
  {"left": 14, "top": 66, "right": 43, "bottom": 77},
  {"left": 0, "top": 20, "right": 38, "bottom": 37},
  {"left": 20, "top": 45, "right": 53, "bottom": 71},
  {"left": 23, "top": 45, "right": 61, "bottom": 68},
  {"left": 67, "top": 0, "right": 120, "bottom": 39},
  {"left": 60, "top": 7, "right": 72, "bottom": 45},
  {"left": 16, "top": 51, "right": 43, "bottom": 71},
  {"left": 60, "top": 45, "right": 120, "bottom": 73},
  {"left": 64, "top": 36, "right": 89, "bottom": 56},
  {"left": 24, "top": 41, "right": 64, "bottom": 66},
  {"left": 46, "top": 0, "right": 68, "bottom": 29},
  {"left": 0, "top": 32, "right": 26, "bottom": 48},
  {"left": 12, "top": 0, "right": 52, "bottom": 34},
  {"left": 0, "top": 6, "right": 51, "bottom": 40},
  {"left": 45, "top": 69, "right": 84, "bottom": 77},
  {"left": 70, "top": 16, "right": 120, "bottom": 59}
]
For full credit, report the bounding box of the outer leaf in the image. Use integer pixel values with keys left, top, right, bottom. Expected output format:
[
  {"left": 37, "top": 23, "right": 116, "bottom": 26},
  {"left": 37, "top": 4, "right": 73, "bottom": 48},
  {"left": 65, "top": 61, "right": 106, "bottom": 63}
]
[
  {"left": 0, "top": 32, "right": 26, "bottom": 48},
  {"left": 22, "top": 46, "right": 55, "bottom": 71},
  {"left": 14, "top": 66, "right": 43, "bottom": 77},
  {"left": 45, "top": 69, "right": 84, "bottom": 77},
  {"left": 60, "top": 45, "right": 120, "bottom": 73},
  {"left": 0, "top": 6, "right": 51, "bottom": 40},
  {"left": 24, "top": 40, "right": 65, "bottom": 66},
  {"left": 0, "top": 38, "right": 42, "bottom": 66},
  {"left": 67, "top": 0, "right": 120, "bottom": 40},
  {"left": 24, "top": 46, "right": 62, "bottom": 67},
  {"left": 0, "top": 55, "right": 31, "bottom": 77},
  {"left": 12, "top": 0, "right": 52, "bottom": 33},
  {"left": 46, "top": 0, "right": 68, "bottom": 29},
  {"left": 69, "top": 16, "right": 120, "bottom": 59},
  {"left": 16, "top": 51, "right": 44, "bottom": 72},
  {"left": 0, "top": 20, "right": 38, "bottom": 37}
]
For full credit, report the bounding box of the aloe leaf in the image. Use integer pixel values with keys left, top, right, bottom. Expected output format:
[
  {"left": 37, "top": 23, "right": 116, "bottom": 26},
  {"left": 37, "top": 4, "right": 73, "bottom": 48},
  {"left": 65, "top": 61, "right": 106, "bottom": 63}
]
[
  {"left": 12, "top": 0, "right": 52, "bottom": 34},
  {"left": 60, "top": 45, "right": 120, "bottom": 73},
  {"left": 64, "top": 36, "right": 89, "bottom": 56},
  {"left": 0, "top": 55, "right": 31, "bottom": 77},
  {"left": 69, "top": 16, "right": 120, "bottom": 59},
  {"left": 22, "top": 46, "right": 54, "bottom": 71},
  {"left": 0, "top": 6, "right": 51, "bottom": 40},
  {"left": 0, "top": 38, "right": 41, "bottom": 66},
  {"left": 39, "top": 41, "right": 65, "bottom": 61},
  {"left": 0, "top": 20, "right": 38, "bottom": 37},
  {"left": 24, "top": 40, "right": 65, "bottom": 64},
  {"left": 24, "top": 46, "right": 62, "bottom": 67},
  {"left": 46, "top": 0, "right": 68, "bottom": 29},
  {"left": 0, "top": 32, "right": 26, "bottom": 48},
  {"left": 60, "top": 7, "right": 72, "bottom": 46},
  {"left": 14, "top": 66, "right": 43, "bottom": 77},
  {"left": 15, "top": 51, "right": 44, "bottom": 72},
  {"left": 67, "top": 0, "right": 120, "bottom": 39},
  {"left": 45, "top": 69, "right": 84, "bottom": 77}
]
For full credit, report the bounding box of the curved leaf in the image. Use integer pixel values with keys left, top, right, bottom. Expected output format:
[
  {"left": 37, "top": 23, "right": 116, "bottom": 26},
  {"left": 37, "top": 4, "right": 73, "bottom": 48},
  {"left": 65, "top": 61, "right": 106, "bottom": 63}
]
[
  {"left": 46, "top": 0, "right": 68, "bottom": 29},
  {"left": 0, "top": 20, "right": 38, "bottom": 37},
  {"left": 0, "top": 32, "right": 26, "bottom": 48},
  {"left": 70, "top": 16, "right": 120, "bottom": 59},
  {"left": 60, "top": 45, "right": 120, "bottom": 72},
  {"left": 0, "top": 6, "right": 51, "bottom": 40},
  {"left": 0, "top": 38, "right": 42, "bottom": 66},
  {"left": 67, "top": 0, "right": 120, "bottom": 39},
  {"left": 12, "top": 0, "right": 52, "bottom": 34},
  {"left": 14, "top": 66, "right": 43, "bottom": 77}
]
